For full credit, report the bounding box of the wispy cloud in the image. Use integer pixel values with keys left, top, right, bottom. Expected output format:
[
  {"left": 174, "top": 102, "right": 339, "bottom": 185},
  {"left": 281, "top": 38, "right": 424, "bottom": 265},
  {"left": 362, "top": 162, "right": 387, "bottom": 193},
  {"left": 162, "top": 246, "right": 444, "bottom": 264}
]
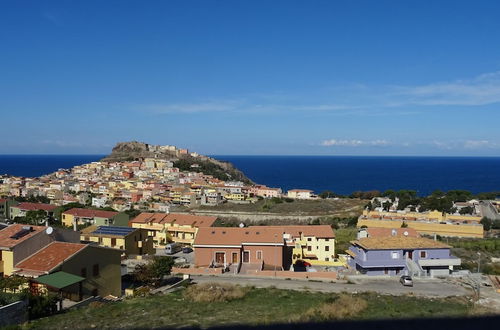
[
  {"left": 463, "top": 140, "right": 499, "bottom": 149},
  {"left": 392, "top": 71, "right": 500, "bottom": 106},
  {"left": 321, "top": 139, "right": 390, "bottom": 147},
  {"left": 135, "top": 71, "right": 500, "bottom": 116}
]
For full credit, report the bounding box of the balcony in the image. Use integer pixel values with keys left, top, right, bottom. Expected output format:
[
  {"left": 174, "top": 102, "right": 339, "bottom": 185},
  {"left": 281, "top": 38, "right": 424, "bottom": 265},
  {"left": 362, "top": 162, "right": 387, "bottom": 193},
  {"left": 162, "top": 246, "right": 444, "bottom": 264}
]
[{"left": 418, "top": 257, "right": 461, "bottom": 267}]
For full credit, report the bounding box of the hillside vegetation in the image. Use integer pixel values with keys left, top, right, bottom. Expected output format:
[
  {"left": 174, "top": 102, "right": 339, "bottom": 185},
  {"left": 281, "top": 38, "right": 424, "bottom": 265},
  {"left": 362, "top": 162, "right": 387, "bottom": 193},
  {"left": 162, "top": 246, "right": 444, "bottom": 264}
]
[{"left": 23, "top": 285, "right": 479, "bottom": 329}]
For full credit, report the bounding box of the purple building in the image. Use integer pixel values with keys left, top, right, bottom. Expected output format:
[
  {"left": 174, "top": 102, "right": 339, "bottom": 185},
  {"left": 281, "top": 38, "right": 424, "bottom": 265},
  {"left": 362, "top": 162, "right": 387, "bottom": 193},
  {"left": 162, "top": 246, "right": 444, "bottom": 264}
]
[{"left": 347, "top": 236, "right": 461, "bottom": 277}]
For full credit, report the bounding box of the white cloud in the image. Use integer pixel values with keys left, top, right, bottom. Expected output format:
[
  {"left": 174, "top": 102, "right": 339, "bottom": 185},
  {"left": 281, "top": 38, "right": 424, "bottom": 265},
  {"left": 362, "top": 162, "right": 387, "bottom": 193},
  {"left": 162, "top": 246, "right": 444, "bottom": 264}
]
[
  {"left": 463, "top": 140, "right": 499, "bottom": 149},
  {"left": 321, "top": 139, "right": 389, "bottom": 147},
  {"left": 392, "top": 71, "right": 500, "bottom": 106}
]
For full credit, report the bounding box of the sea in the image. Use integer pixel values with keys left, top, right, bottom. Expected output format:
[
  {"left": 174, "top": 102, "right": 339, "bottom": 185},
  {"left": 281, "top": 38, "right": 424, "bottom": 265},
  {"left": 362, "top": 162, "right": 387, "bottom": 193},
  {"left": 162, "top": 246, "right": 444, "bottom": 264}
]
[{"left": 1, "top": 155, "right": 500, "bottom": 196}]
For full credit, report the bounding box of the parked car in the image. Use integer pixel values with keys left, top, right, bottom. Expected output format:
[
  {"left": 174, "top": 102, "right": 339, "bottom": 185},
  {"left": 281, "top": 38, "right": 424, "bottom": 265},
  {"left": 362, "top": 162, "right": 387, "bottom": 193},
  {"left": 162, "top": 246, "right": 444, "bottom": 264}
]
[
  {"left": 165, "top": 243, "right": 181, "bottom": 255},
  {"left": 182, "top": 247, "right": 193, "bottom": 253},
  {"left": 293, "top": 260, "right": 313, "bottom": 272},
  {"left": 399, "top": 275, "right": 413, "bottom": 287}
]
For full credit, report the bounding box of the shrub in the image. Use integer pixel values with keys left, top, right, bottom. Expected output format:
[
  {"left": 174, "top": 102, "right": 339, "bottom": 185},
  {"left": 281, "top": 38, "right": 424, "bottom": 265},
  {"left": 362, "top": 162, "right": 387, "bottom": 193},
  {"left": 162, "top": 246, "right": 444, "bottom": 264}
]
[
  {"left": 183, "top": 283, "right": 249, "bottom": 302},
  {"left": 301, "top": 294, "right": 367, "bottom": 321}
]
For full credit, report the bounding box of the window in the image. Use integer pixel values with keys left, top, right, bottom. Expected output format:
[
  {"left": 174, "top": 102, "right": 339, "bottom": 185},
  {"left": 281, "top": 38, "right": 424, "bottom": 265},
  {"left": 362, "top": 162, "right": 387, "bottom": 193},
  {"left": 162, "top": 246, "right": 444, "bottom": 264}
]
[
  {"left": 98, "top": 237, "right": 103, "bottom": 244},
  {"left": 307, "top": 237, "right": 312, "bottom": 241},
  {"left": 81, "top": 267, "right": 87, "bottom": 278},
  {"left": 92, "top": 264, "right": 99, "bottom": 276},
  {"left": 391, "top": 251, "right": 399, "bottom": 259},
  {"left": 256, "top": 251, "right": 262, "bottom": 260},
  {"left": 325, "top": 258, "right": 329, "bottom": 261},
  {"left": 325, "top": 239, "right": 329, "bottom": 242},
  {"left": 420, "top": 251, "right": 427, "bottom": 258},
  {"left": 307, "top": 246, "right": 312, "bottom": 251},
  {"left": 111, "top": 238, "right": 117, "bottom": 246},
  {"left": 325, "top": 246, "right": 330, "bottom": 252}
]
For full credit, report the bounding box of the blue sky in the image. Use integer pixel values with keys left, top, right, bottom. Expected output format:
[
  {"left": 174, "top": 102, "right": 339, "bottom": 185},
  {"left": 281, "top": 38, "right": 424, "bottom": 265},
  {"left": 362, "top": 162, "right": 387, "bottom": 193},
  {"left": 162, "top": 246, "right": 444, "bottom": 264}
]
[{"left": 1, "top": 0, "right": 500, "bottom": 156}]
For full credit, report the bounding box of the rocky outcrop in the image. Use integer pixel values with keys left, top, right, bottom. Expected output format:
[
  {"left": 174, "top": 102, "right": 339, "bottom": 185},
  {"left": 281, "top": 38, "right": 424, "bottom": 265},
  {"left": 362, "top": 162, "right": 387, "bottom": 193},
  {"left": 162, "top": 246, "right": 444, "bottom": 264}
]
[{"left": 101, "top": 141, "right": 253, "bottom": 184}]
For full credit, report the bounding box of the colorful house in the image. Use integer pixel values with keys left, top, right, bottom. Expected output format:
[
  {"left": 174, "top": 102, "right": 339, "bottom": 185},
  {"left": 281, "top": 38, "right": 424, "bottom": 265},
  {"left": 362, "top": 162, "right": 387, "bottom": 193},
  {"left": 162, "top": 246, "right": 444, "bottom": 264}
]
[
  {"left": 80, "top": 225, "right": 154, "bottom": 256},
  {"left": 347, "top": 236, "right": 461, "bottom": 277},
  {"left": 287, "top": 189, "right": 315, "bottom": 199},
  {"left": 263, "top": 225, "right": 337, "bottom": 266},
  {"left": 15, "top": 241, "right": 122, "bottom": 299},
  {"left": 193, "top": 227, "right": 287, "bottom": 274},
  {"left": 9, "top": 202, "right": 57, "bottom": 221},
  {"left": 130, "top": 212, "right": 217, "bottom": 247},
  {"left": 61, "top": 208, "right": 129, "bottom": 228},
  {"left": 0, "top": 224, "right": 79, "bottom": 276}
]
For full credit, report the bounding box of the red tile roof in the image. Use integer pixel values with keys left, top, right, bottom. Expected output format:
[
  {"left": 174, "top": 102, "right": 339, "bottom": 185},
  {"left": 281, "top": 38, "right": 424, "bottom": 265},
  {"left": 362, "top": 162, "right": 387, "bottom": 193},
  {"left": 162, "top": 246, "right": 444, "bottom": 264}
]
[
  {"left": 194, "top": 227, "right": 285, "bottom": 246},
  {"left": 15, "top": 203, "right": 57, "bottom": 212},
  {"left": 15, "top": 242, "right": 87, "bottom": 273},
  {"left": 63, "top": 208, "right": 118, "bottom": 219},
  {"left": 0, "top": 224, "right": 46, "bottom": 248}
]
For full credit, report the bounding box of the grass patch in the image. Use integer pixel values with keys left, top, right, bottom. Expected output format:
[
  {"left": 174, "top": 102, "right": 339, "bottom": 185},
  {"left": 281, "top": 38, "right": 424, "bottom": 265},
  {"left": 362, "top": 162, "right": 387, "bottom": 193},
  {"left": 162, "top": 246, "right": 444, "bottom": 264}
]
[
  {"left": 183, "top": 283, "right": 249, "bottom": 302},
  {"left": 24, "top": 287, "right": 480, "bottom": 329},
  {"left": 300, "top": 294, "right": 368, "bottom": 321}
]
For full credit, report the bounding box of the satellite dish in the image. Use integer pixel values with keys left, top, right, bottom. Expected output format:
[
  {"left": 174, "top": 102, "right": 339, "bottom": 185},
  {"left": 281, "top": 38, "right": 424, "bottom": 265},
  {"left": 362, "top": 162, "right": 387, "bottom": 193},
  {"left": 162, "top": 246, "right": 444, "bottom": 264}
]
[
  {"left": 391, "top": 229, "right": 397, "bottom": 236},
  {"left": 45, "top": 227, "right": 54, "bottom": 235},
  {"left": 239, "top": 223, "right": 245, "bottom": 228},
  {"left": 403, "top": 231, "right": 409, "bottom": 236}
]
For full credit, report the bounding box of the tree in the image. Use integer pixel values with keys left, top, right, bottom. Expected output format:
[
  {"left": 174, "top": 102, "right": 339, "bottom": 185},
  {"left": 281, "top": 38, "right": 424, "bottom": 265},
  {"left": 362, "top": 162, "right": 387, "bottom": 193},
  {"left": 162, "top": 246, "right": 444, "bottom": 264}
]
[
  {"left": 458, "top": 206, "right": 474, "bottom": 215},
  {"left": 24, "top": 210, "right": 48, "bottom": 225},
  {"left": 319, "top": 190, "right": 336, "bottom": 199},
  {"left": 401, "top": 221, "right": 408, "bottom": 228},
  {"left": 133, "top": 256, "right": 175, "bottom": 287},
  {"left": 382, "top": 201, "right": 392, "bottom": 212},
  {"left": 480, "top": 217, "right": 493, "bottom": 231},
  {"left": 150, "top": 256, "right": 175, "bottom": 279}
]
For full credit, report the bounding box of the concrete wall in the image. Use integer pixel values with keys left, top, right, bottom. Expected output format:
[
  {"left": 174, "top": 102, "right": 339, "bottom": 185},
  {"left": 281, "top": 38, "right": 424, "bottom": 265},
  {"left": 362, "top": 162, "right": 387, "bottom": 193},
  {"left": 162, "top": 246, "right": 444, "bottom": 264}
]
[
  {"left": 0, "top": 300, "right": 28, "bottom": 327},
  {"left": 178, "top": 210, "right": 320, "bottom": 222}
]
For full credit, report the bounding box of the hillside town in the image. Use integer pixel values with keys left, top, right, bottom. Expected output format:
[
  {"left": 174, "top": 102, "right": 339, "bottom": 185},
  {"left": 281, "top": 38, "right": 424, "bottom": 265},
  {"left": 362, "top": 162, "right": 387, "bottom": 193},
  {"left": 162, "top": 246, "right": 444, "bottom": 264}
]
[
  {"left": 0, "top": 144, "right": 316, "bottom": 213},
  {"left": 1, "top": 145, "right": 500, "bottom": 327}
]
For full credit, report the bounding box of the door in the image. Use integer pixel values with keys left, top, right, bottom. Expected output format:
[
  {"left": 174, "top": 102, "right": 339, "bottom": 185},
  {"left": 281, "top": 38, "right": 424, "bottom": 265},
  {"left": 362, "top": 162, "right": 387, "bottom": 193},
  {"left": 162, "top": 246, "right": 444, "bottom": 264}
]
[
  {"left": 243, "top": 251, "right": 250, "bottom": 263},
  {"left": 408, "top": 251, "right": 413, "bottom": 260},
  {"left": 215, "top": 252, "right": 225, "bottom": 264},
  {"left": 232, "top": 252, "right": 238, "bottom": 263}
]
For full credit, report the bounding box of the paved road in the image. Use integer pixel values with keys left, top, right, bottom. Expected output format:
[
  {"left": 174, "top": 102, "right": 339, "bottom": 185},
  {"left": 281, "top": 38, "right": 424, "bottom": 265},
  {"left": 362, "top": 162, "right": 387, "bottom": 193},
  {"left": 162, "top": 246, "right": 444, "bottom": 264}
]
[
  {"left": 479, "top": 201, "right": 500, "bottom": 220},
  {"left": 190, "top": 275, "right": 470, "bottom": 298}
]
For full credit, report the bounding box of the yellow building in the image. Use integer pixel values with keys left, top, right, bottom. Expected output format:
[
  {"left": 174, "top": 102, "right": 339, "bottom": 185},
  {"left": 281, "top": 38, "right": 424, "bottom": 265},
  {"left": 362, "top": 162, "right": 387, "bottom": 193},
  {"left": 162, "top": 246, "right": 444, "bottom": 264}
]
[
  {"left": 264, "top": 225, "right": 340, "bottom": 266},
  {"left": 80, "top": 226, "right": 154, "bottom": 256},
  {"left": 130, "top": 212, "right": 217, "bottom": 247},
  {"left": 225, "top": 193, "right": 246, "bottom": 201},
  {"left": 0, "top": 224, "right": 51, "bottom": 276},
  {"left": 358, "top": 210, "right": 483, "bottom": 238}
]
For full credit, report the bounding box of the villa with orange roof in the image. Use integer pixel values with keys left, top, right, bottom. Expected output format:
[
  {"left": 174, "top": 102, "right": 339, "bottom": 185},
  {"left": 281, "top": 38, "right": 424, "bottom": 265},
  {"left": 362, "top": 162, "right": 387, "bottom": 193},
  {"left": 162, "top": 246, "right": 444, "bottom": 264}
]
[
  {"left": 130, "top": 212, "right": 217, "bottom": 247},
  {"left": 287, "top": 189, "right": 315, "bottom": 199}
]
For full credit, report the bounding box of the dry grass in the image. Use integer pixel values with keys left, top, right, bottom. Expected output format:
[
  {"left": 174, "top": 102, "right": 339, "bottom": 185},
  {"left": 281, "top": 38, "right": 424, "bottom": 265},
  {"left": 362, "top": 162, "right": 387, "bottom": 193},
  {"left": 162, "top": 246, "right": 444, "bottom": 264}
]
[
  {"left": 183, "top": 283, "right": 250, "bottom": 303},
  {"left": 300, "top": 293, "right": 368, "bottom": 321}
]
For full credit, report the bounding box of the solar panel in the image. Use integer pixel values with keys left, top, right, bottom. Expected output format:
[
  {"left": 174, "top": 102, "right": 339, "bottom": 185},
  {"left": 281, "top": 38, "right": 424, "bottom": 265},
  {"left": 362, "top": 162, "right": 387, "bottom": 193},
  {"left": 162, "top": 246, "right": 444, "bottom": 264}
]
[{"left": 92, "top": 226, "right": 136, "bottom": 236}]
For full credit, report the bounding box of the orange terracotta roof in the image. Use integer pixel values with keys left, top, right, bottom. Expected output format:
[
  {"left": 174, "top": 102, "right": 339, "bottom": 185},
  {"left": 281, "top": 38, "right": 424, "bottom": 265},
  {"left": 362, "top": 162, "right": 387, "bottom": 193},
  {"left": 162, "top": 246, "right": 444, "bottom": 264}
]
[
  {"left": 63, "top": 208, "right": 118, "bottom": 218},
  {"left": 352, "top": 236, "right": 450, "bottom": 250},
  {"left": 258, "top": 225, "right": 335, "bottom": 238},
  {"left": 0, "top": 224, "right": 46, "bottom": 249},
  {"left": 15, "top": 202, "right": 57, "bottom": 212},
  {"left": 194, "top": 227, "right": 285, "bottom": 246},
  {"left": 15, "top": 242, "right": 87, "bottom": 273}
]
